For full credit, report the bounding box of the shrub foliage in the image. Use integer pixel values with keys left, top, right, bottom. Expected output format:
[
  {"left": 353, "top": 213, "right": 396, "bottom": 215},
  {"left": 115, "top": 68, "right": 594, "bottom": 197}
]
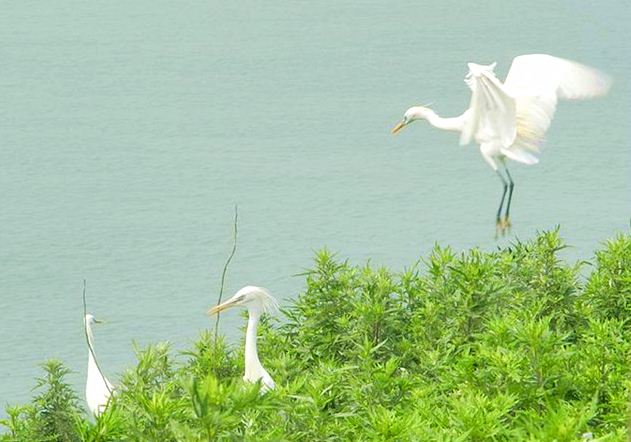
[{"left": 2, "top": 229, "right": 630, "bottom": 441}]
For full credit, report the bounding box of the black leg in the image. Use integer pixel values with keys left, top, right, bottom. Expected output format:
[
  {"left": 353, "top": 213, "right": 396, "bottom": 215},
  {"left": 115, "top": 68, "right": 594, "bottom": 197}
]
[
  {"left": 495, "top": 170, "right": 508, "bottom": 224},
  {"left": 504, "top": 166, "right": 515, "bottom": 221}
]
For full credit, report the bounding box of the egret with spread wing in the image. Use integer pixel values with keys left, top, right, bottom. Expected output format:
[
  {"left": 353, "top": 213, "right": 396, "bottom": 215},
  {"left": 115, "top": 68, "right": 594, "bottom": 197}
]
[
  {"left": 207, "top": 286, "right": 278, "bottom": 392},
  {"left": 85, "top": 314, "right": 114, "bottom": 416},
  {"left": 391, "top": 54, "right": 611, "bottom": 236}
]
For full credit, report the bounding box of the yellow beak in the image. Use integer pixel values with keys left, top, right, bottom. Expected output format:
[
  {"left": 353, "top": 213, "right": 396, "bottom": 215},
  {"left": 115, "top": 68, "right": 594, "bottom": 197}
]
[
  {"left": 207, "top": 297, "right": 242, "bottom": 316},
  {"left": 390, "top": 120, "right": 407, "bottom": 136}
]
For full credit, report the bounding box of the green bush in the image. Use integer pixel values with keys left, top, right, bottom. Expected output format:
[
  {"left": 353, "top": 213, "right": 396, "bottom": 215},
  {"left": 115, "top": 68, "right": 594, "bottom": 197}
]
[
  {"left": 2, "top": 229, "right": 630, "bottom": 441},
  {"left": 2, "top": 360, "right": 83, "bottom": 442}
]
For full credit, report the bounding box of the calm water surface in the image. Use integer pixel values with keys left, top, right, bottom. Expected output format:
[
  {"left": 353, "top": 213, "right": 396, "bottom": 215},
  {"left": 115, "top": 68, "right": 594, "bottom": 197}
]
[{"left": 1, "top": 0, "right": 630, "bottom": 411}]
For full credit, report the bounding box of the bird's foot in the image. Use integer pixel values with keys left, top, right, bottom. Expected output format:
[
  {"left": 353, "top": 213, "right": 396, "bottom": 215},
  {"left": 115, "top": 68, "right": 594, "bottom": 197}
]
[
  {"left": 495, "top": 217, "right": 512, "bottom": 238},
  {"left": 495, "top": 218, "right": 504, "bottom": 239}
]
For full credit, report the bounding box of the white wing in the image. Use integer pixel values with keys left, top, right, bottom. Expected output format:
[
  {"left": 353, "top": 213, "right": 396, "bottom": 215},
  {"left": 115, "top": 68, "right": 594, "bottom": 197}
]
[
  {"left": 502, "top": 54, "right": 611, "bottom": 153},
  {"left": 460, "top": 62, "right": 517, "bottom": 148}
]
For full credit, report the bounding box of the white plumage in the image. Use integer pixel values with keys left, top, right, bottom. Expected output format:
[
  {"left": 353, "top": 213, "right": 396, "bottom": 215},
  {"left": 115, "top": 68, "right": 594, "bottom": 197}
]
[
  {"left": 460, "top": 54, "right": 610, "bottom": 168},
  {"left": 391, "top": 54, "right": 611, "bottom": 235},
  {"left": 85, "top": 314, "right": 113, "bottom": 416},
  {"left": 207, "top": 286, "right": 278, "bottom": 392}
]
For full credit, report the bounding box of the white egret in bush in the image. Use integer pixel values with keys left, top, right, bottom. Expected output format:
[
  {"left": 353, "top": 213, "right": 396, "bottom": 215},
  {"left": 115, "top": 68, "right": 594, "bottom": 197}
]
[
  {"left": 85, "top": 314, "right": 113, "bottom": 415},
  {"left": 207, "top": 286, "right": 278, "bottom": 391},
  {"left": 391, "top": 54, "right": 611, "bottom": 236}
]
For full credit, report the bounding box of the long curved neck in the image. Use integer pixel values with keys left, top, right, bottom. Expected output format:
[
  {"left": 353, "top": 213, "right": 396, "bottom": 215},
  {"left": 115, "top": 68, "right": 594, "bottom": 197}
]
[
  {"left": 424, "top": 109, "right": 469, "bottom": 133},
  {"left": 86, "top": 323, "right": 97, "bottom": 369},
  {"left": 244, "top": 312, "right": 264, "bottom": 378}
]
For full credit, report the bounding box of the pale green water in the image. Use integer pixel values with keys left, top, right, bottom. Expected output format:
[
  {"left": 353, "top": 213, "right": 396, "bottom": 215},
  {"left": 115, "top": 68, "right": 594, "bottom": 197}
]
[{"left": 1, "top": 0, "right": 629, "bottom": 411}]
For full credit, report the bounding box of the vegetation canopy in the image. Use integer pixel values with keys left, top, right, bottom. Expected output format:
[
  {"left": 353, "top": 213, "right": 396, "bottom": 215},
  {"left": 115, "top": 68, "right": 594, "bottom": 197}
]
[{"left": 2, "top": 229, "right": 630, "bottom": 441}]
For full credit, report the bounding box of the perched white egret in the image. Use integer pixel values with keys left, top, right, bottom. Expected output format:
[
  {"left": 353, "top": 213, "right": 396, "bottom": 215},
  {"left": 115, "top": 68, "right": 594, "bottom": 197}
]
[
  {"left": 391, "top": 54, "right": 611, "bottom": 236},
  {"left": 84, "top": 314, "right": 113, "bottom": 416},
  {"left": 207, "top": 286, "right": 278, "bottom": 391}
]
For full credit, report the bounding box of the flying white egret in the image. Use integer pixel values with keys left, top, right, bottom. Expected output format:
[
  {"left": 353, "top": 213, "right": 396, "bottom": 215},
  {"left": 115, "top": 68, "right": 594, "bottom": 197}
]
[
  {"left": 84, "top": 314, "right": 114, "bottom": 416},
  {"left": 207, "top": 286, "right": 278, "bottom": 392},
  {"left": 391, "top": 54, "right": 611, "bottom": 236}
]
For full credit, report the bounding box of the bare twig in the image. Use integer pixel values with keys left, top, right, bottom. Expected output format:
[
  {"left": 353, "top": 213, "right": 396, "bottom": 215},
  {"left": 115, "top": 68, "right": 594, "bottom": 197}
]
[{"left": 213, "top": 205, "right": 238, "bottom": 345}]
